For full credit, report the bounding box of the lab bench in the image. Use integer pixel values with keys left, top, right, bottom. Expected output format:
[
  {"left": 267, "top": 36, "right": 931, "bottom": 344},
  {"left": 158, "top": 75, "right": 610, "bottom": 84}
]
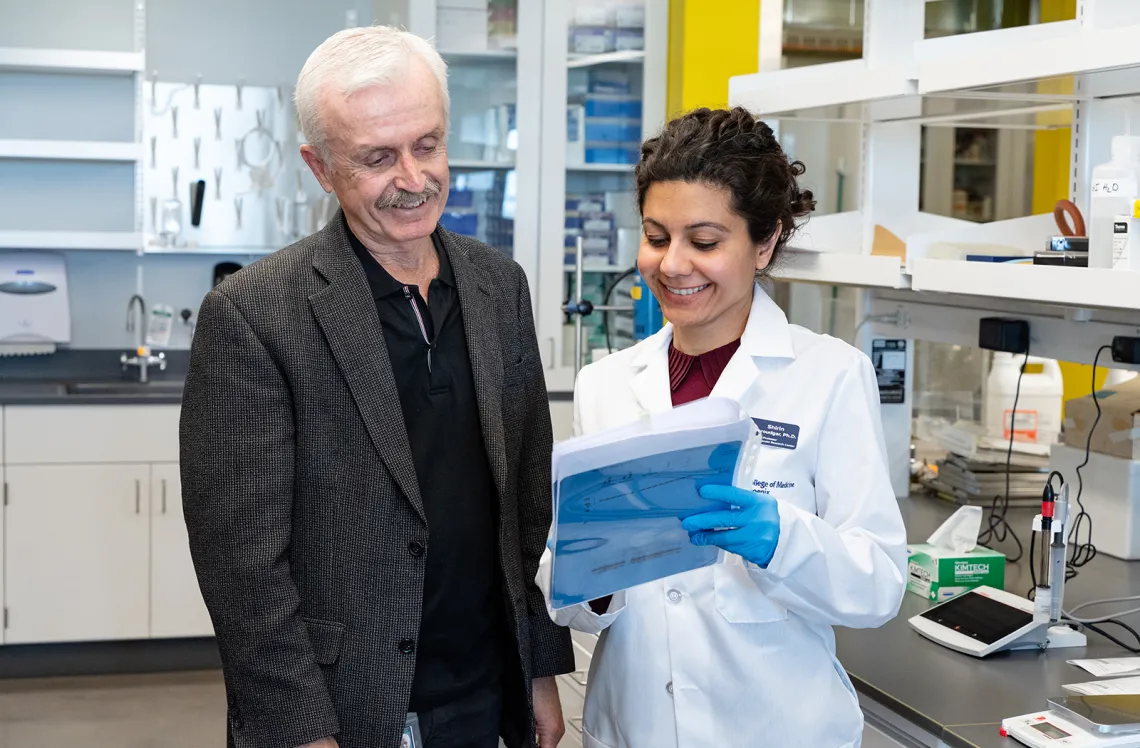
[{"left": 837, "top": 497, "right": 1140, "bottom": 748}]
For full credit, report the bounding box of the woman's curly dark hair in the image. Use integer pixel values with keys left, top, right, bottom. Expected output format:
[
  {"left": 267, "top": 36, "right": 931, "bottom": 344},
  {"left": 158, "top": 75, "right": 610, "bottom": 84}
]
[{"left": 635, "top": 107, "right": 815, "bottom": 271}]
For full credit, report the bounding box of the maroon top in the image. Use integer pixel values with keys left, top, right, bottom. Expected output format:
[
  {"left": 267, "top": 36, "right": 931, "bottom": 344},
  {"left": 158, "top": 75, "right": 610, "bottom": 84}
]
[{"left": 669, "top": 338, "right": 742, "bottom": 406}]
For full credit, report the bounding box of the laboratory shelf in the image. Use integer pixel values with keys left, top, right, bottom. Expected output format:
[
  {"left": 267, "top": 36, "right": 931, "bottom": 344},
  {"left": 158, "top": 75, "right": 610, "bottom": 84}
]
[
  {"left": 916, "top": 19, "right": 1140, "bottom": 96},
  {"left": 440, "top": 49, "right": 518, "bottom": 64},
  {"left": 771, "top": 250, "right": 909, "bottom": 289},
  {"left": 567, "top": 50, "right": 645, "bottom": 69},
  {"left": 729, "top": 58, "right": 916, "bottom": 118},
  {"left": 567, "top": 163, "right": 636, "bottom": 173},
  {"left": 562, "top": 264, "right": 632, "bottom": 274},
  {"left": 910, "top": 258, "right": 1140, "bottom": 312},
  {"left": 0, "top": 139, "right": 143, "bottom": 162},
  {"left": 449, "top": 159, "right": 515, "bottom": 170},
  {"left": 0, "top": 47, "right": 144, "bottom": 75},
  {"left": 142, "top": 246, "right": 277, "bottom": 256},
  {"left": 0, "top": 231, "right": 142, "bottom": 251}
]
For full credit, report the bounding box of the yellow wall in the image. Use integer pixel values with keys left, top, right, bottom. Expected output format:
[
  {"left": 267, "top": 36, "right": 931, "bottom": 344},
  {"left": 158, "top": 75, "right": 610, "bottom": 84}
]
[
  {"left": 1030, "top": 0, "right": 1103, "bottom": 402},
  {"left": 666, "top": 0, "right": 760, "bottom": 117}
]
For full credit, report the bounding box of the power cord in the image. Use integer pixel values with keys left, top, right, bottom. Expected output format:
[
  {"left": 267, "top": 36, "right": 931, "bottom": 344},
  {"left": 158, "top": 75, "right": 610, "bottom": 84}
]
[
  {"left": 1067, "top": 344, "right": 1111, "bottom": 578},
  {"left": 1028, "top": 471, "right": 1066, "bottom": 597},
  {"left": 977, "top": 347, "right": 1031, "bottom": 563}
]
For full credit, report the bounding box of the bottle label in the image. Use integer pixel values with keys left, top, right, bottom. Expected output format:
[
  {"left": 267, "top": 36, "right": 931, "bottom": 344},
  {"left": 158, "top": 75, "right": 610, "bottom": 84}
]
[
  {"left": 1003, "top": 410, "right": 1039, "bottom": 442},
  {"left": 1114, "top": 216, "right": 1131, "bottom": 268},
  {"left": 1093, "top": 178, "right": 1138, "bottom": 197}
]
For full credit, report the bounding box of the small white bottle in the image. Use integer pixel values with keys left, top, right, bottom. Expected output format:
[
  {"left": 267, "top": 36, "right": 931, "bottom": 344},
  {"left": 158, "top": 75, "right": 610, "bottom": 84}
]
[{"left": 1089, "top": 136, "right": 1140, "bottom": 269}]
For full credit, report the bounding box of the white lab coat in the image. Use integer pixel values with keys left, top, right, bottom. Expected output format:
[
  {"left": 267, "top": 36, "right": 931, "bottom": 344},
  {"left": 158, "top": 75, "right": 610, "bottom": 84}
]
[{"left": 538, "top": 285, "right": 907, "bottom": 748}]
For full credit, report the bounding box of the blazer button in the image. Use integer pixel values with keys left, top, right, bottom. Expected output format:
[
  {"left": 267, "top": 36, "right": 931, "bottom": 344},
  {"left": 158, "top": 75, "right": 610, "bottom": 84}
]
[
  {"left": 399, "top": 639, "right": 417, "bottom": 654},
  {"left": 408, "top": 541, "right": 425, "bottom": 558}
]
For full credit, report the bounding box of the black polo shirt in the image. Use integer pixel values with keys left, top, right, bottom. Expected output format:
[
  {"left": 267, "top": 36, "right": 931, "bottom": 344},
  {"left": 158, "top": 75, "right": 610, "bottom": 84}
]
[{"left": 348, "top": 224, "right": 504, "bottom": 711}]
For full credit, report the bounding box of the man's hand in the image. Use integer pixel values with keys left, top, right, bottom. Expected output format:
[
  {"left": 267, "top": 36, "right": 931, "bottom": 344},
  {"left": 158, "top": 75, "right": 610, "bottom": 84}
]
[
  {"left": 533, "top": 676, "right": 565, "bottom": 748},
  {"left": 297, "top": 739, "right": 338, "bottom": 748}
]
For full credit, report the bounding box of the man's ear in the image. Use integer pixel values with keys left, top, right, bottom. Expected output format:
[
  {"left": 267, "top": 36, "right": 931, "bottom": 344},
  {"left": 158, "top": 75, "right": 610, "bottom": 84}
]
[{"left": 300, "top": 145, "right": 335, "bottom": 194}]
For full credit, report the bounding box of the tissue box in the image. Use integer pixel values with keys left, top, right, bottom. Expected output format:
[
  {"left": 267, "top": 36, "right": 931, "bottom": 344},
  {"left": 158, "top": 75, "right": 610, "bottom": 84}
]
[{"left": 906, "top": 544, "right": 1005, "bottom": 602}]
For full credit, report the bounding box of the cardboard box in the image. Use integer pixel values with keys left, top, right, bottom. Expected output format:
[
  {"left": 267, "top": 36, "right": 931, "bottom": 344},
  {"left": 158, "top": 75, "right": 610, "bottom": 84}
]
[
  {"left": 1063, "top": 376, "right": 1140, "bottom": 460},
  {"left": 906, "top": 543, "right": 1005, "bottom": 602}
]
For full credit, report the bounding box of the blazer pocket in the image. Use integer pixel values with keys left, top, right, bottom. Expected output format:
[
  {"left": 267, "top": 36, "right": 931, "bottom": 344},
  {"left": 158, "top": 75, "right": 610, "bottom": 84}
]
[
  {"left": 713, "top": 561, "right": 789, "bottom": 624},
  {"left": 303, "top": 618, "right": 346, "bottom": 665},
  {"left": 502, "top": 353, "right": 531, "bottom": 389}
]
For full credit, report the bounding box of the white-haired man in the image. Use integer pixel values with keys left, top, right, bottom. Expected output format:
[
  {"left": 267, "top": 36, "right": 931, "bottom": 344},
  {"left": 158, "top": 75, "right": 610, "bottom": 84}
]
[{"left": 180, "top": 26, "right": 573, "bottom": 748}]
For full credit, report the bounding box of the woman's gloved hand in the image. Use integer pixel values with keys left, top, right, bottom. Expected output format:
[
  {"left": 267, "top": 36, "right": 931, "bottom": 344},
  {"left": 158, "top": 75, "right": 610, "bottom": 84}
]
[{"left": 681, "top": 484, "right": 781, "bottom": 568}]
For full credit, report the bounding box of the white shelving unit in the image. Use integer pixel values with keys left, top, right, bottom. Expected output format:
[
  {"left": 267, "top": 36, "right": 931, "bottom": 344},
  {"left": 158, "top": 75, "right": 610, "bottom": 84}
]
[
  {"left": 732, "top": 0, "right": 1140, "bottom": 499},
  {"left": 0, "top": 231, "right": 143, "bottom": 252},
  {"left": 142, "top": 245, "right": 276, "bottom": 256},
  {"left": 449, "top": 159, "right": 516, "bottom": 170},
  {"left": 567, "top": 163, "right": 636, "bottom": 173},
  {"left": 729, "top": 0, "right": 1140, "bottom": 314},
  {"left": 0, "top": 47, "right": 145, "bottom": 75},
  {"left": 0, "top": 140, "right": 143, "bottom": 162}
]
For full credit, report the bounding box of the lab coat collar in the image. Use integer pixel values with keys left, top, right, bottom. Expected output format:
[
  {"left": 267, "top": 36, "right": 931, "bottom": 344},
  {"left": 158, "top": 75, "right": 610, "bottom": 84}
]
[{"left": 629, "top": 284, "right": 795, "bottom": 414}]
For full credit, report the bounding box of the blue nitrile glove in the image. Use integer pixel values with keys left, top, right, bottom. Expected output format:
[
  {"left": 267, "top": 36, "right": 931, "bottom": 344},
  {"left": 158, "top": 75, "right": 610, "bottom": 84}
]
[{"left": 681, "top": 484, "right": 782, "bottom": 568}]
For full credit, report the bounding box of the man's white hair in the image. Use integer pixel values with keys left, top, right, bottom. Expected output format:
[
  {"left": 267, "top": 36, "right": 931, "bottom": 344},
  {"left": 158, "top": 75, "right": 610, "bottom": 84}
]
[{"left": 295, "top": 25, "right": 450, "bottom": 161}]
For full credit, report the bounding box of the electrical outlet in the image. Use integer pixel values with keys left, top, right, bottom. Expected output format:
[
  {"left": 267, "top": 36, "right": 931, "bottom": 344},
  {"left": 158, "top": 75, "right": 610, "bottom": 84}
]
[
  {"left": 1112, "top": 336, "right": 1140, "bottom": 365},
  {"left": 979, "top": 318, "right": 1030, "bottom": 354}
]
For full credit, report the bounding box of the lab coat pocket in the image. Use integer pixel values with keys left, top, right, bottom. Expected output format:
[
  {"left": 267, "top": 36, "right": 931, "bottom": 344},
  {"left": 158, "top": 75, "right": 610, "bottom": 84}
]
[
  {"left": 713, "top": 560, "right": 789, "bottom": 624},
  {"left": 581, "top": 725, "right": 617, "bottom": 748}
]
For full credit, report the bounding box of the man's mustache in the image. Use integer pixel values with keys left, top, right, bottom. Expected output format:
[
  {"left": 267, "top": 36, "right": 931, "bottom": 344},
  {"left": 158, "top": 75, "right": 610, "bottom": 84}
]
[{"left": 376, "top": 177, "right": 443, "bottom": 210}]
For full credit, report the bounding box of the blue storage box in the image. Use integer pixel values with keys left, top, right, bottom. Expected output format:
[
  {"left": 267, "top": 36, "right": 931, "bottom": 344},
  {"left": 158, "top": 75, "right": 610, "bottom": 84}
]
[
  {"left": 588, "top": 69, "right": 632, "bottom": 95},
  {"left": 585, "top": 118, "right": 642, "bottom": 143},
  {"left": 584, "top": 95, "right": 643, "bottom": 119},
  {"left": 585, "top": 143, "right": 640, "bottom": 164},
  {"left": 446, "top": 189, "right": 475, "bottom": 208},
  {"left": 440, "top": 212, "right": 479, "bottom": 237}
]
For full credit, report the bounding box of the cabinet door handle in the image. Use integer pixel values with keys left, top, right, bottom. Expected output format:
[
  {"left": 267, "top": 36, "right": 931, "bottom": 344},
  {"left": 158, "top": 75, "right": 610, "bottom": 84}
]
[
  {"left": 135, "top": 480, "right": 141, "bottom": 515},
  {"left": 161, "top": 479, "right": 167, "bottom": 515}
]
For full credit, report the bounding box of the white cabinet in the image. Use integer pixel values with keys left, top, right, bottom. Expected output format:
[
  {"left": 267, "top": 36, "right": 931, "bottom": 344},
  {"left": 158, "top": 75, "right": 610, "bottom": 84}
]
[
  {"left": 150, "top": 463, "right": 213, "bottom": 638},
  {"left": 0, "top": 405, "right": 213, "bottom": 645},
  {"left": 4, "top": 464, "right": 151, "bottom": 644}
]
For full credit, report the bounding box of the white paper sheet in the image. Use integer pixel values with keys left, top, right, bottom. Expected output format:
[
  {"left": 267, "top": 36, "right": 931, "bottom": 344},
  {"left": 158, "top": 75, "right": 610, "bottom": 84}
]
[
  {"left": 1068, "top": 658, "right": 1140, "bottom": 678},
  {"left": 1065, "top": 675, "right": 1140, "bottom": 695}
]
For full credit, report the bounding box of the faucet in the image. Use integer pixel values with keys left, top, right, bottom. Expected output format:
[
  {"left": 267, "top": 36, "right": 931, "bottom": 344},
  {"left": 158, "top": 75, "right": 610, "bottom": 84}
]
[{"left": 121, "top": 294, "right": 165, "bottom": 383}]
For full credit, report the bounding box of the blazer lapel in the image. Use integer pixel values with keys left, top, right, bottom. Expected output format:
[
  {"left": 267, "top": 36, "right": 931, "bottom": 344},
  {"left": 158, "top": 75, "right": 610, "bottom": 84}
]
[
  {"left": 445, "top": 233, "right": 509, "bottom": 503},
  {"left": 308, "top": 212, "right": 425, "bottom": 521}
]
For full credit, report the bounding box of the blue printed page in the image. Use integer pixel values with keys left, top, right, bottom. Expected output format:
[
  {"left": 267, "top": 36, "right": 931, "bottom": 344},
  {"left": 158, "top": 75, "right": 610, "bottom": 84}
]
[{"left": 550, "top": 440, "right": 743, "bottom": 609}]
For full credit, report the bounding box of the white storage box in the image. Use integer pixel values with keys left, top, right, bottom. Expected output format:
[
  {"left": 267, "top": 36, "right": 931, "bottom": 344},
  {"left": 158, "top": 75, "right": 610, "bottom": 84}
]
[
  {"left": 1050, "top": 443, "right": 1140, "bottom": 560},
  {"left": 439, "top": 0, "right": 488, "bottom": 9},
  {"left": 437, "top": 8, "right": 488, "bottom": 53}
]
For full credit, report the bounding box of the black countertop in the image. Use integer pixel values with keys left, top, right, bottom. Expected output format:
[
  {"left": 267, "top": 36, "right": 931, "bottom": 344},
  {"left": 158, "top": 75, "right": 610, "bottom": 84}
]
[
  {"left": 0, "top": 380, "right": 185, "bottom": 405},
  {"left": 837, "top": 497, "right": 1140, "bottom": 748}
]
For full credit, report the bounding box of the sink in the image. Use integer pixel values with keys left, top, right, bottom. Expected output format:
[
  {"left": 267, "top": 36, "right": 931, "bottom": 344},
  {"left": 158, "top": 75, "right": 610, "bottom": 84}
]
[{"left": 66, "top": 380, "right": 185, "bottom": 396}]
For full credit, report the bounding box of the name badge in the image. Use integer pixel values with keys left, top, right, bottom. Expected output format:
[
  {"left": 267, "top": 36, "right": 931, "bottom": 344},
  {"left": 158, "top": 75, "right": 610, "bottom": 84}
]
[
  {"left": 402, "top": 713, "right": 423, "bottom": 748},
  {"left": 753, "top": 418, "right": 800, "bottom": 450}
]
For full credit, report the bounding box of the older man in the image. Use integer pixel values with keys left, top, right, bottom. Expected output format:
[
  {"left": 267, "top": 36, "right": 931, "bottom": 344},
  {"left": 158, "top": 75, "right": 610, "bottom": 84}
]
[{"left": 180, "top": 26, "right": 573, "bottom": 748}]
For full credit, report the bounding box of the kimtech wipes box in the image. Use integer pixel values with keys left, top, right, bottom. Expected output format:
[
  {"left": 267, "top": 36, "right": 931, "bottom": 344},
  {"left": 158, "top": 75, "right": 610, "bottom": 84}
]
[{"left": 906, "top": 544, "right": 1005, "bottom": 602}]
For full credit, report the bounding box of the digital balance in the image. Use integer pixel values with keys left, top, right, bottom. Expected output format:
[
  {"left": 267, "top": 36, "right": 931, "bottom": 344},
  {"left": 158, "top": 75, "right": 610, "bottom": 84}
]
[
  {"left": 1002, "top": 694, "right": 1140, "bottom": 747},
  {"left": 909, "top": 480, "right": 1086, "bottom": 657}
]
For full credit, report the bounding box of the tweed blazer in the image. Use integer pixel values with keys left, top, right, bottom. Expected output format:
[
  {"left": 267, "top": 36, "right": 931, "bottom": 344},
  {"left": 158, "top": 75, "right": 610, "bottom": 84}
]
[{"left": 179, "top": 212, "right": 574, "bottom": 748}]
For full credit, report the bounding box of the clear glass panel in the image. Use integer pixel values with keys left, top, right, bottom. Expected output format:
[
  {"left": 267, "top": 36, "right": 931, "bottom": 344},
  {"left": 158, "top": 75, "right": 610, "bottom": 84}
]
[
  {"left": 782, "top": 0, "right": 865, "bottom": 68},
  {"left": 563, "top": 0, "right": 646, "bottom": 365},
  {"left": 438, "top": 0, "right": 519, "bottom": 259},
  {"left": 924, "top": 0, "right": 1038, "bottom": 39}
]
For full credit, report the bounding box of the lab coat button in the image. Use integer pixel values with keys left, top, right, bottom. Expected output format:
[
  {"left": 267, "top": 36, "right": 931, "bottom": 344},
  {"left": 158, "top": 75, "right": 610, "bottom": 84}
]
[
  {"left": 667, "top": 589, "right": 682, "bottom": 604},
  {"left": 666, "top": 681, "right": 674, "bottom": 695}
]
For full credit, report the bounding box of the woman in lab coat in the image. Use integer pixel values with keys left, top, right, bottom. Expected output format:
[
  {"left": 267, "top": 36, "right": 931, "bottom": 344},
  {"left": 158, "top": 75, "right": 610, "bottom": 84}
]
[{"left": 539, "top": 107, "right": 908, "bottom": 748}]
